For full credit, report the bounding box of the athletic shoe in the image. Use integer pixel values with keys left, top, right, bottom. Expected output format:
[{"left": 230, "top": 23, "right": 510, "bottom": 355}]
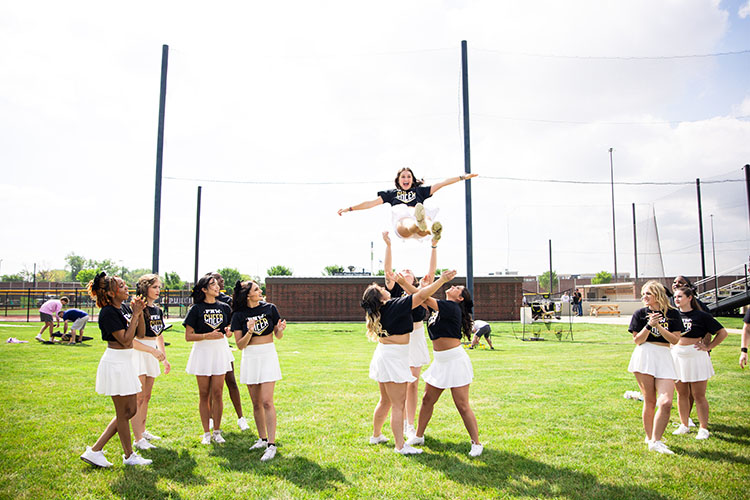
[
  {"left": 35, "top": 333, "right": 44, "bottom": 342},
  {"left": 250, "top": 438, "right": 268, "bottom": 450},
  {"left": 431, "top": 221, "right": 443, "bottom": 242},
  {"left": 672, "top": 424, "right": 689, "bottom": 435},
  {"left": 688, "top": 418, "right": 696, "bottom": 428},
  {"left": 260, "top": 444, "right": 277, "bottom": 462},
  {"left": 212, "top": 430, "right": 225, "bottom": 444},
  {"left": 414, "top": 203, "right": 427, "bottom": 231},
  {"left": 648, "top": 440, "right": 674, "bottom": 455},
  {"left": 394, "top": 444, "right": 423, "bottom": 455},
  {"left": 469, "top": 443, "right": 484, "bottom": 457},
  {"left": 201, "top": 432, "right": 211, "bottom": 445},
  {"left": 405, "top": 424, "right": 416, "bottom": 439},
  {"left": 134, "top": 438, "right": 156, "bottom": 450},
  {"left": 696, "top": 428, "right": 710, "bottom": 440},
  {"left": 80, "top": 447, "right": 112, "bottom": 468},
  {"left": 238, "top": 417, "right": 250, "bottom": 431},
  {"left": 644, "top": 437, "right": 652, "bottom": 444},
  {"left": 142, "top": 430, "right": 160, "bottom": 441},
  {"left": 369, "top": 435, "right": 388, "bottom": 445},
  {"left": 123, "top": 451, "right": 152, "bottom": 466},
  {"left": 406, "top": 435, "right": 424, "bottom": 446},
  {"left": 209, "top": 418, "right": 214, "bottom": 430}
]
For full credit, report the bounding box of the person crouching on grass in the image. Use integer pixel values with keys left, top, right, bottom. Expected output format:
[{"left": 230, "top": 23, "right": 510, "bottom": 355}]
[
  {"left": 184, "top": 274, "right": 234, "bottom": 445},
  {"left": 231, "top": 280, "right": 287, "bottom": 462},
  {"left": 80, "top": 272, "right": 152, "bottom": 467}
]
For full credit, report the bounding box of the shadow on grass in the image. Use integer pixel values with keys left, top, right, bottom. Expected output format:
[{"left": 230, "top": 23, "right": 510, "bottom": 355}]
[
  {"left": 414, "top": 439, "right": 669, "bottom": 500},
  {"left": 209, "top": 437, "right": 347, "bottom": 492},
  {"left": 708, "top": 423, "right": 750, "bottom": 446},
  {"left": 107, "top": 448, "right": 208, "bottom": 500},
  {"left": 669, "top": 446, "right": 750, "bottom": 465}
]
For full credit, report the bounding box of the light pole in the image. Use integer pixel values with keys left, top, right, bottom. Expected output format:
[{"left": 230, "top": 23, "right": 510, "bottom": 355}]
[
  {"left": 609, "top": 148, "right": 618, "bottom": 282},
  {"left": 710, "top": 214, "right": 718, "bottom": 305}
]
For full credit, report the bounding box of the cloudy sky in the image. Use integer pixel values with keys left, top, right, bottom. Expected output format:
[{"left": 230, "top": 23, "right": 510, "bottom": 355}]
[{"left": 2, "top": 0, "right": 749, "bottom": 283}]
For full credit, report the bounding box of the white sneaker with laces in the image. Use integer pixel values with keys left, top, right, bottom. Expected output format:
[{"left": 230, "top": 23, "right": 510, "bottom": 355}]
[
  {"left": 406, "top": 435, "right": 424, "bottom": 446},
  {"left": 369, "top": 435, "right": 388, "bottom": 445},
  {"left": 238, "top": 417, "right": 250, "bottom": 431},
  {"left": 123, "top": 451, "right": 152, "bottom": 465},
  {"left": 35, "top": 333, "right": 43, "bottom": 342},
  {"left": 394, "top": 444, "right": 423, "bottom": 455},
  {"left": 80, "top": 447, "right": 112, "bottom": 468},
  {"left": 696, "top": 428, "right": 710, "bottom": 440},
  {"left": 688, "top": 418, "right": 696, "bottom": 428},
  {"left": 648, "top": 440, "right": 675, "bottom": 455},
  {"left": 212, "top": 430, "right": 225, "bottom": 444},
  {"left": 414, "top": 203, "right": 427, "bottom": 231},
  {"left": 134, "top": 438, "right": 156, "bottom": 450},
  {"left": 469, "top": 442, "right": 484, "bottom": 457},
  {"left": 250, "top": 438, "right": 268, "bottom": 450},
  {"left": 260, "top": 444, "right": 277, "bottom": 462},
  {"left": 672, "top": 424, "right": 690, "bottom": 435},
  {"left": 201, "top": 432, "right": 211, "bottom": 445},
  {"left": 142, "top": 430, "right": 160, "bottom": 441}
]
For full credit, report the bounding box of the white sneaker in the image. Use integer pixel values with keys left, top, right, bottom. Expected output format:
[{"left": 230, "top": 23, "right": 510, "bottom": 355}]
[
  {"left": 688, "top": 418, "right": 696, "bottom": 428},
  {"left": 406, "top": 435, "right": 424, "bottom": 446},
  {"left": 414, "top": 203, "right": 427, "bottom": 231},
  {"left": 394, "top": 444, "right": 423, "bottom": 455},
  {"left": 260, "top": 444, "right": 277, "bottom": 462},
  {"left": 123, "top": 451, "right": 152, "bottom": 465},
  {"left": 469, "top": 442, "right": 484, "bottom": 457},
  {"left": 134, "top": 438, "right": 156, "bottom": 450},
  {"left": 35, "top": 333, "right": 44, "bottom": 342},
  {"left": 644, "top": 437, "right": 652, "bottom": 444},
  {"left": 405, "top": 424, "right": 416, "bottom": 439},
  {"left": 238, "top": 417, "right": 250, "bottom": 431},
  {"left": 201, "top": 432, "right": 211, "bottom": 445},
  {"left": 672, "top": 424, "right": 690, "bottom": 435},
  {"left": 212, "top": 430, "right": 225, "bottom": 444},
  {"left": 142, "top": 430, "right": 161, "bottom": 441},
  {"left": 209, "top": 418, "right": 214, "bottom": 430},
  {"left": 250, "top": 438, "right": 268, "bottom": 450},
  {"left": 696, "top": 428, "right": 710, "bottom": 440},
  {"left": 80, "top": 446, "right": 112, "bottom": 468},
  {"left": 648, "top": 440, "right": 675, "bottom": 455},
  {"left": 369, "top": 435, "right": 388, "bottom": 445}
]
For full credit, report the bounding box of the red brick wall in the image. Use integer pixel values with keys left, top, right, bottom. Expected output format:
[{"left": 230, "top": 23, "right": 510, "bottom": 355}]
[{"left": 265, "top": 276, "right": 523, "bottom": 321}]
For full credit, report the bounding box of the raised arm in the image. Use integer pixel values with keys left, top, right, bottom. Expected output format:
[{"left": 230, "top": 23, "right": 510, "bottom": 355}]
[
  {"left": 111, "top": 297, "right": 145, "bottom": 346},
  {"left": 383, "top": 231, "right": 394, "bottom": 289},
  {"left": 430, "top": 173, "right": 478, "bottom": 196},
  {"left": 337, "top": 196, "right": 384, "bottom": 216},
  {"left": 411, "top": 270, "right": 456, "bottom": 309}
]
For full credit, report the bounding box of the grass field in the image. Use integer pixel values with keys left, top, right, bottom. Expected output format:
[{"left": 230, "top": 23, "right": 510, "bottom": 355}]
[{"left": 0, "top": 320, "right": 748, "bottom": 499}]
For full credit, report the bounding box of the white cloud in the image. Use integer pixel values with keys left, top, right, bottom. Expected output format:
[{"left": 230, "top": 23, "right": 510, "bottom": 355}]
[{"left": 739, "top": 1, "right": 750, "bottom": 18}]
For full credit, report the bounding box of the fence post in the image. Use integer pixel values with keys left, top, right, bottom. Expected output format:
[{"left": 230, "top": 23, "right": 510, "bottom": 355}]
[{"left": 26, "top": 288, "right": 31, "bottom": 322}]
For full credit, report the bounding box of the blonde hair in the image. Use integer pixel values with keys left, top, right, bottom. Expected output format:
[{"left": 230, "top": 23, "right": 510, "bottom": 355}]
[
  {"left": 361, "top": 284, "right": 387, "bottom": 341},
  {"left": 641, "top": 280, "right": 672, "bottom": 312},
  {"left": 136, "top": 273, "right": 161, "bottom": 297}
]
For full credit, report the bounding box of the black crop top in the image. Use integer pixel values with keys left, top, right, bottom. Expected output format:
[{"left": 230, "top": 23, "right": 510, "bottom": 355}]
[
  {"left": 378, "top": 295, "right": 413, "bottom": 337},
  {"left": 231, "top": 302, "right": 280, "bottom": 337},
  {"left": 99, "top": 304, "right": 129, "bottom": 343},
  {"left": 426, "top": 300, "right": 462, "bottom": 341},
  {"left": 679, "top": 309, "right": 723, "bottom": 339},
  {"left": 389, "top": 282, "right": 428, "bottom": 323},
  {"left": 183, "top": 301, "right": 232, "bottom": 334},
  {"left": 628, "top": 307, "right": 683, "bottom": 344},
  {"left": 144, "top": 305, "right": 165, "bottom": 337},
  {"left": 377, "top": 186, "right": 432, "bottom": 207}
]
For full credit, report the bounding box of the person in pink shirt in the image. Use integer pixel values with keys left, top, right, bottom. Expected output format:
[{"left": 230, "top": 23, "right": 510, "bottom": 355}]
[{"left": 36, "top": 296, "right": 69, "bottom": 343}]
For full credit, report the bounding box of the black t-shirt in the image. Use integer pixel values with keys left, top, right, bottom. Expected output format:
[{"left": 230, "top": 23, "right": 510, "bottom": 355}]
[
  {"left": 388, "top": 282, "right": 428, "bottom": 323},
  {"left": 231, "top": 302, "right": 280, "bottom": 337},
  {"left": 120, "top": 303, "right": 133, "bottom": 323},
  {"left": 572, "top": 292, "right": 581, "bottom": 304},
  {"left": 143, "top": 305, "right": 165, "bottom": 337},
  {"left": 628, "top": 307, "right": 683, "bottom": 344},
  {"left": 378, "top": 295, "right": 414, "bottom": 337},
  {"left": 217, "top": 292, "right": 233, "bottom": 307},
  {"left": 183, "top": 301, "right": 232, "bottom": 334},
  {"left": 377, "top": 186, "right": 432, "bottom": 207},
  {"left": 426, "top": 300, "right": 462, "bottom": 341},
  {"left": 679, "top": 309, "right": 723, "bottom": 339},
  {"left": 99, "top": 304, "right": 129, "bottom": 343}
]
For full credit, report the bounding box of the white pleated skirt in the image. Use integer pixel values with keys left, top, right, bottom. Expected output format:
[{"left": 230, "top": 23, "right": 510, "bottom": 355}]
[
  {"left": 671, "top": 344, "right": 714, "bottom": 382},
  {"left": 185, "top": 338, "right": 234, "bottom": 376},
  {"left": 422, "top": 345, "right": 474, "bottom": 389},
  {"left": 369, "top": 343, "right": 416, "bottom": 383},
  {"left": 628, "top": 342, "right": 677, "bottom": 380},
  {"left": 240, "top": 342, "right": 282, "bottom": 385},
  {"left": 95, "top": 348, "right": 142, "bottom": 396},
  {"left": 409, "top": 324, "right": 431, "bottom": 367},
  {"left": 133, "top": 338, "right": 161, "bottom": 378},
  {"left": 390, "top": 204, "right": 439, "bottom": 241}
]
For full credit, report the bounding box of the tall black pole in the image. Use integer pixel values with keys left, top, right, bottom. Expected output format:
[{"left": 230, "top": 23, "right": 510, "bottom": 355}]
[
  {"left": 632, "top": 203, "right": 638, "bottom": 280},
  {"left": 194, "top": 186, "right": 202, "bottom": 284},
  {"left": 710, "top": 214, "right": 718, "bottom": 304},
  {"left": 744, "top": 165, "right": 750, "bottom": 228},
  {"left": 696, "top": 179, "right": 706, "bottom": 279},
  {"left": 549, "top": 239, "right": 553, "bottom": 294},
  {"left": 461, "top": 40, "right": 474, "bottom": 297},
  {"left": 152, "top": 44, "right": 169, "bottom": 274},
  {"left": 609, "top": 148, "right": 618, "bottom": 282}
]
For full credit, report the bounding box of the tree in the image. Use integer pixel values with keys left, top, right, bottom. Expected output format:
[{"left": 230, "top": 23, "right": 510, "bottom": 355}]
[
  {"left": 1, "top": 274, "right": 26, "bottom": 282},
  {"left": 592, "top": 271, "right": 612, "bottom": 285},
  {"left": 324, "top": 265, "right": 344, "bottom": 276},
  {"left": 124, "top": 268, "right": 153, "bottom": 284},
  {"left": 76, "top": 269, "right": 98, "bottom": 286},
  {"left": 163, "top": 271, "right": 184, "bottom": 289},
  {"left": 267, "top": 265, "right": 292, "bottom": 276},
  {"left": 539, "top": 270, "right": 559, "bottom": 293},
  {"left": 65, "top": 252, "right": 88, "bottom": 281},
  {"left": 90, "top": 259, "right": 123, "bottom": 276},
  {"left": 216, "top": 268, "right": 243, "bottom": 290}
]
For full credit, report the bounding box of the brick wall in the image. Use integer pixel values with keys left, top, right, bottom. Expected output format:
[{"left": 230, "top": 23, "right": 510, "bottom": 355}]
[{"left": 265, "top": 276, "right": 524, "bottom": 321}]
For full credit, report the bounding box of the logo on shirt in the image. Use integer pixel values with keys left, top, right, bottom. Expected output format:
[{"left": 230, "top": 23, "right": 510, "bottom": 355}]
[
  {"left": 681, "top": 317, "right": 692, "bottom": 335},
  {"left": 203, "top": 309, "right": 225, "bottom": 330},
  {"left": 248, "top": 314, "right": 270, "bottom": 335},
  {"left": 427, "top": 310, "right": 439, "bottom": 327},
  {"left": 649, "top": 314, "right": 669, "bottom": 337},
  {"left": 149, "top": 315, "right": 164, "bottom": 335},
  {"left": 395, "top": 190, "right": 416, "bottom": 204}
]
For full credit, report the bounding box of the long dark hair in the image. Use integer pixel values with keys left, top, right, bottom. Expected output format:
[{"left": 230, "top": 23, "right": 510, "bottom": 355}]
[
  {"left": 191, "top": 274, "right": 215, "bottom": 304},
  {"left": 362, "top": 284, "right": 385, "bottom": 341},
  {"left": 232, "top": 280, "right": 254, "bottom": 313},
  {"left": 87, "top": 271, "right": 116, "bottom": 308},
  {"left": 675, "top": 286, "right": 702, "bottom": 312},
  {"left": 394, "top": 167, "right": 424, "bottom": 190},
  {"left": 458, "top": 288, "right": 474, "bottom": 339}
]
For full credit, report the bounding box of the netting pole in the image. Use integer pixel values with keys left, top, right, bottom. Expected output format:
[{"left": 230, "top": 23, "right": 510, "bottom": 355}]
[
  {"left": 194, "top": 186, "right": 202, "bottom": 284},
  {"left": 461, "top": 40, "right": 474, "bottom": 297},
  {"left": 609, "top": 148, "right": 618, "bottom": 282},
  {"left": 696, "top": 179, "right": 706, "bottom": 279},
  {"left": 632, "top": 203, "right": 638, "bottom": 280},
  {"left": 152, "top": 44, "right": 169, "bottom": 274}
]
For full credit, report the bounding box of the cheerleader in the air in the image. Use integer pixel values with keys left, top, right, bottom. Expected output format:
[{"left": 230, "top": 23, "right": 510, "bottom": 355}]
[{"left": 337, "top": 167, "right": 477, "bottom": 240}]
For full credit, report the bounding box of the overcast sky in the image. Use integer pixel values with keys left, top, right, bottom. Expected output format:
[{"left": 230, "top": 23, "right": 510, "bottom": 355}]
[{"left": 2, "top": 0, "right": 749, "bottom": 283}]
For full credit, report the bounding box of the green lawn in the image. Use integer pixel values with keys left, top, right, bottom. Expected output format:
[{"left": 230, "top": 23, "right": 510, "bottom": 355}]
[{"left": 0, "top": 321, "right": 748, "bottom": 499}]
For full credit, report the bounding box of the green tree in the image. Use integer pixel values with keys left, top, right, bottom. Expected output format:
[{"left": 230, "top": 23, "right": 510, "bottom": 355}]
[
  {"left": 323, "top": 265, "right": 344, "bottom": 276},
  {"left": 267, "top": 265, "right": 292, "bottom": 276},
  {"left": 90, "top": 259, "right": 122, "bottom": 276},
  {"left": 539, "top": 270, "right": 559, "bottom": 293},
  {"left": 65, "top": 252, "right": 89, "bottom": 281},
  {"left": 76, "top": 268, "right": 98, "bottom": 286},
  {"left": 1, "top": 274, "right": 26, "bottom": 282},
  {"left": 592, "top": 271, "right": 612, "bottom": 285},
  {"left": 163, "top": 271, "right": 184, "bottom": 289},
  {"left": 216, "top": 268, "right": 243, "bottom": 290},
  {"left": 124, "top": 268, "right": 153, "bottom": 284}
]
